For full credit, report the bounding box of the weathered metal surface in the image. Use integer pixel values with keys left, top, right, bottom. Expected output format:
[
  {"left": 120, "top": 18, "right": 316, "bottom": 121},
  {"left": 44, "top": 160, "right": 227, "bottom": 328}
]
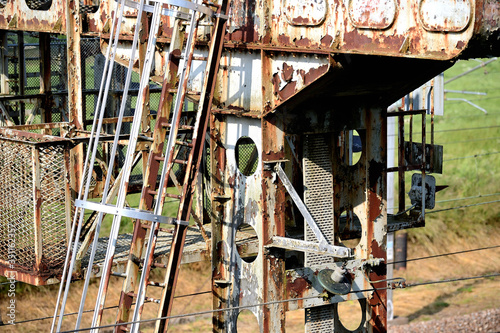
[
  {"left": 1, "top": 0, "right": 500, "bottom": 61},
  {"left": 348, "top": 0, "right": 397, "bottom": 30},
  {"left": 261, "top": 112, "right": 287, "bottom": 333},
  {"left": 0, "top": 0, "right": 66, "bottom": 32},
  {"left": 283, "top": 0, "right": 327, "bottom": 26},
  {"left": 214, "top": 115, "right": 266, "bottom": 331},
  {"left": 419, "top": 0, "right": 472, "bottom": 32}
]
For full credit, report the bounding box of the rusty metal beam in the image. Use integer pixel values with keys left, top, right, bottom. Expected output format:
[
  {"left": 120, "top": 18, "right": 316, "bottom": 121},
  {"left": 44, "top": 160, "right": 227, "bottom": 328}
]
[
  {"left": 66, "top": 0, "right": 84, "bottom": 199},
  {"left": 364, "top": 107, "right": 387, "bottom": 332},
  {"left": 39, "top": 32, "right": 52, "bottom": 133},
  {"left": 261, "top": 112, "right": 287, "bottom": 333},
  {"left": 17, "top": 31, "right": 25, "bottom": 125}
]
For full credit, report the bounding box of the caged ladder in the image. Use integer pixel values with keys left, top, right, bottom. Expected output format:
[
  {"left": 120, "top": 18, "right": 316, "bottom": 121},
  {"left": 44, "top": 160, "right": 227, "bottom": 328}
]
[{"left": 51, "top": 0, "right": 229, "bottom": 331}]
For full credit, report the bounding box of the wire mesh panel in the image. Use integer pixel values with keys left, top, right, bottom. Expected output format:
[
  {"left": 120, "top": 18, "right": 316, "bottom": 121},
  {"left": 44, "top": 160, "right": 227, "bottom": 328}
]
[
  {"left": 0, "top": 129, "right": 71, "bottom": 285},
  {"left": 39, "top": 145, "right": 70, "bottom": 270},
  {"left": 0, "top": 139, "right": 35, "bottom": 269}
]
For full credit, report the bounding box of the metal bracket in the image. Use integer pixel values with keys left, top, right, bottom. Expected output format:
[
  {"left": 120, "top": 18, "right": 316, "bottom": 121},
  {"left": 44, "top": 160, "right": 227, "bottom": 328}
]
[
  {"left": 408, "top": 173, "right": 436, "bottom": 209},
  {"left": 119, "top": 0, "right": 192, "bottom": 20},
  {"left": 267, "top": 236, "right": 351, "bottom": 258},
  {"left": 267, "top": 161, "right": 352, "bottom": 258},
  {"left": 151, "top": 0, "right": 215, "bottom": 16},
  {"left": 75, "top": 199, "right": 188, "bottom": 225}
]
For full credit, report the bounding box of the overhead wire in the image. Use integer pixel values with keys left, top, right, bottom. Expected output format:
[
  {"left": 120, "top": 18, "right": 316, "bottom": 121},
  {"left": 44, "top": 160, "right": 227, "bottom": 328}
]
[
  {"left": 387, "top": 136, "right": 500, "bottom": 151},
  {"left": 444, "top": 151, "right": 500, "bottom": 161},
  {"left": 5, "top": 244, "right": 500, "bottom": 328},
  {"left": 56, "top": 273, "right": 500, "bottom": 333},
  {"left": 387, "top": 244, "right": 500, "bottom": 265},
  {"left": 387, "top": 124, "right": 500, "bottom": 137},
  {"left": 427, "top": 199, "right": 500, "bottom": 214},
  {"left": 0, "top": 290, "right": 212, "bottom": 326}
]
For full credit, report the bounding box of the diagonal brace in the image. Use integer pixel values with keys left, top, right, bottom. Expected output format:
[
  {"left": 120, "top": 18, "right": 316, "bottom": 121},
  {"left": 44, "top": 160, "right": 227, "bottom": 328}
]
[{"left": 269, "top": 162, "right": 352, "bottom": 258}]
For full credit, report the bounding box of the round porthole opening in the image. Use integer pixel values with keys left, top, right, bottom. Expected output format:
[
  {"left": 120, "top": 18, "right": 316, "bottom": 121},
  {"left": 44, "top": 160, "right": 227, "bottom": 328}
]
[{"left": 235, "top": 136, "right": 259, "bottom": 176}]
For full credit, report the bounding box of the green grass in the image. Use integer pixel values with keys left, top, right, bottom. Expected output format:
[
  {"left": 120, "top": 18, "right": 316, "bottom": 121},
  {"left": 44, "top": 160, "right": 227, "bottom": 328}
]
[{"left": 406, "top": 58, "right": 500, "bottom": 244}]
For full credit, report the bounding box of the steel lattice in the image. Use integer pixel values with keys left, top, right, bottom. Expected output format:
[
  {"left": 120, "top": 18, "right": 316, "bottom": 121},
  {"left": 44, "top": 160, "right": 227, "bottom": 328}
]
[{"left": 0, "top": 132, "right": 70, "bottom": 278}]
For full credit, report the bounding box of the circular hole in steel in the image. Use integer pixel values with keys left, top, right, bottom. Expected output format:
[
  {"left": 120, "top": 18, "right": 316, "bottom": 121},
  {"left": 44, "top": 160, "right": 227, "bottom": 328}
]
[
  {"left": 338, "top": 209, "right": 361, "bottom": 248},
  {"left": 350, "top": 130, "right": 362, "bottom": 166},
  {"left": 237, "top": 309, "right": 259, "bottom": 332},
  {"left": 337, "top": 299, "right": 364, "bottom": 331},
  {"left": 235, "top": 136, "right": 259, "bottom": 176},
  {"left": 338, "top": 129, "right": 362, "bottom": 166},
  {"left": 235, "top": 223, "right": 259, "bottom": 263}
]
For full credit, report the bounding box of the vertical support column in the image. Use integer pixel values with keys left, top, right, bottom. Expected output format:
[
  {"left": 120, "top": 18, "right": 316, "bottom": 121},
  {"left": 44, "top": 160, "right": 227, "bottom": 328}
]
[
  {"left": 211, "top": 113, "right": 230, "bottom": 332},
  {"left": 39, "top": 33, "right": 52, "bottom": 132},
  {"left": 261, "top": 112, "right": 287, "bottom": 333},
  {"left": 261, "top": 45, "right": 286, "bottom": 332},
  {"left": 386, "top": 115, "right": 396, "bottom": 321},
  {"left": 64, "top": 146, "right": 73, "bottom": 245},
  {"left": 66, "top": 0, "right": 83, "bottom": 196},
  {"left": 32, "top": 147, "right": 43, "bottom": 272},
  {"left": 139, "top": 13, "right": 151, "bottom": 178},
  {"left": 18, "top": 31, "right": 25, "bottom": 125},
  {"left": 365, "top": 107, "right": 387, "bottom": 332},
  {"left": 0, "top": 30, "right": 9, "bottom": 95}
]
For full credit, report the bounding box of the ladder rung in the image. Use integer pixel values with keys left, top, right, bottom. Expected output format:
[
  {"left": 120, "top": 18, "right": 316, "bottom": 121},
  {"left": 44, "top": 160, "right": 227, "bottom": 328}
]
[
  {"left": 147, "top": 189, "right": 158, "bottom": 196},
  {"left": 187, "top": 91, "right": 201, "bottom": 96},
  {"left": 111, "top": 272, "right": 127, "bottom": 278},
  {"left": 160, "top": 121, "right": 171, "bottom": 128},
  {"left": 116, "top": 324, "right": 131, "bottom": 332},
  {"left": 145, "top": 296, "right": 161, "bottom": 304},
  {"left": 173, "top": 159, "right": 188, "bottom": 165},
  {"left": 193, "top": 56, "right": 208, "bottom": 61},
  {"left": 166, "top": 193, "right": 182, "bottom": 199},
  {"left": 179, "top": 124, "right": 195, "bottom": 130},
  {"left": 153, "top": 262, "right": 167, "bottom": 268},
  {"left": 126, "top": 292, "right": 138, "bottom": 298},
  {"left": 148, "top": 281, "right": 166, "bottom": 287},
  {"left": 141, "top": 223, "right": 173, "bottom": 234},
  {"left": 154, "top": 155, "right": 165, "bottom": 162},
  {"left": 176, "top": 140, "right": 193, "bottom": 147}
]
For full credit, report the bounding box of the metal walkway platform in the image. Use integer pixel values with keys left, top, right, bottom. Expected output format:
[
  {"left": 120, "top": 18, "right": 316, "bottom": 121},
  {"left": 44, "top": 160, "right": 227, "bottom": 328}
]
[{"left": 81, "top": 224, "right": 258, "bottom": 279}]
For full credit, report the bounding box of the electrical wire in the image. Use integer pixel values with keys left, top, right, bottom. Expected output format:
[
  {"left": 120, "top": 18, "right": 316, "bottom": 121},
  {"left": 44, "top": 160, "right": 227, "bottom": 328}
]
[
  {"left": 387, "top": 245, "right": 500, "bottom": 265},
  {"left": 387, "top": 125, "right": 500, "bottom": 137},
  {"left": 0, "top": 290, "right": 212, "bottom": 326},
  {"left": 4, "top": 255, "right": 499, "bottom": 329},
  {"left": 444, "top": 151, "right": 500, "bottom": 161},
  {"left": 55, "top": 273, "right": 500, "bottom": 333},
  {"left": 434, "top": 192, "right": 500, "bottom": 204},
  {"left": 427, "top": 199, "right": 500, "bottom": 214},
  {"left": 388, "top": 136, "right": 500, "bottom": 151},
  {"left": 389, "top": 192, "right": 500, "bottom": 215},
  {"left": 405, "top": 273, "right": 500, "bottom": 288}
]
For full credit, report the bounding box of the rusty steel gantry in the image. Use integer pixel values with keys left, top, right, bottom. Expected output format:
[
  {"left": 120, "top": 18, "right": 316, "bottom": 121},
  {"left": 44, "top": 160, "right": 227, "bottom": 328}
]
[{"left": 0, "top": 0, "right": 499, "bottom": 332}]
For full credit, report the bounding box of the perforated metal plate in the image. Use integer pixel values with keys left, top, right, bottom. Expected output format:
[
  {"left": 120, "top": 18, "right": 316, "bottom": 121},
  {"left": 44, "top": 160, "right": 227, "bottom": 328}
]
[{"left": 303, "top": 134, "right": 336, "bottom": 332}]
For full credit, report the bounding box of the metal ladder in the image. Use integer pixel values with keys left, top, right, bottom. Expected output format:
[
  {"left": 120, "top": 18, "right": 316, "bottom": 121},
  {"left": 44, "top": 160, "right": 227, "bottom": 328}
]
[
  {"left": 51, "top": 0, "right": 228, "bottom": 331},
  {"left": 115, "top": 0, "right": 229, "bottom": 331}
]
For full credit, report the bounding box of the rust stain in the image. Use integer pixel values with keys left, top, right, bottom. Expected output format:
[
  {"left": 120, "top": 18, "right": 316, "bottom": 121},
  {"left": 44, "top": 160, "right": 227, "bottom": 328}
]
[
  {"left": 277, "top": 34, "right": 292, "bottom": 46},
  {"left": 302, "top": 64, "right": 328, "bottom": 86},
  {"left": 281, "top": 62, "right": 294, "bottom": 82},
  {"left": 321, "top": 34, "right": 333, "bottom": 47},
  {"left": 278, "top": 81, "right": 297, "bottom": 100},
  {"left": 295, "top": 37, "right": 312, "bottom": 48},
  {"left": 286, "top": 273, "right": 310, "bottom": 298}
]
